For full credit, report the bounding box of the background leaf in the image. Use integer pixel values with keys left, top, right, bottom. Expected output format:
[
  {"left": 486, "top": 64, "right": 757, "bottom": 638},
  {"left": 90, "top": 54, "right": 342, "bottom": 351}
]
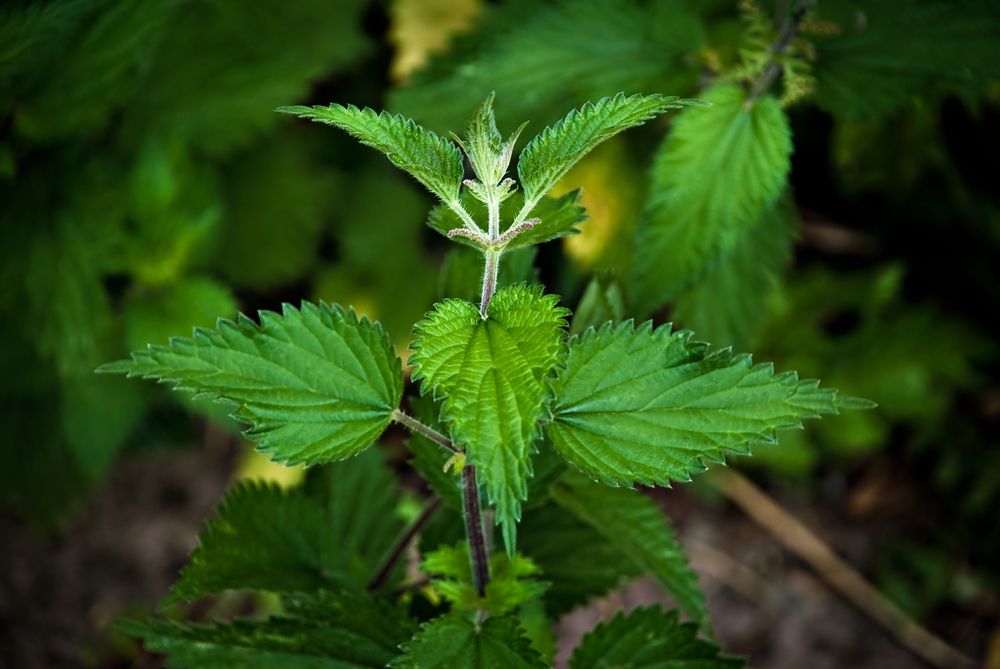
[{"left": 629, "top": 84, "right": 792, "bottom": 315}]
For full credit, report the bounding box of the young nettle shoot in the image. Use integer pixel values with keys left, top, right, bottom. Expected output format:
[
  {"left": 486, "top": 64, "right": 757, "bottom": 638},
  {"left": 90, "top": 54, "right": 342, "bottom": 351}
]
[{"left": 100, "top": 93, "right": 870, "bottom": 668}]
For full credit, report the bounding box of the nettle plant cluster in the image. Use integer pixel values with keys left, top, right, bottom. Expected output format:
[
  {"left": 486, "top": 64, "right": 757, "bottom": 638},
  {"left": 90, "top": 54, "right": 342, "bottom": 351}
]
[{"left": 102, "top": 93, "right": 868, "bottom": 667}]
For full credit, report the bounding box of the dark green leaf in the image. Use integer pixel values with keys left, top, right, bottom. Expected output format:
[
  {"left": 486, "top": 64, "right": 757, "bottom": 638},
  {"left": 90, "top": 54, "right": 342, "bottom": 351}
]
[
  {"left": 550, "top": 472, "right": 707, "bottom": 626},
  {"left": 569, "top": 606, "right": 744, "bottom": 668},
  {"left": 391, "top": 614, "right": 546, "bottom": 669}
]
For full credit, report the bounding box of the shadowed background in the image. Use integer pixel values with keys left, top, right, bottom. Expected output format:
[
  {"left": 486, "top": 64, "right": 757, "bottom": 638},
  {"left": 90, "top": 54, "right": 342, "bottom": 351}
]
[{"left": 1, "top": 0, "right": 998, "bottom": 667}]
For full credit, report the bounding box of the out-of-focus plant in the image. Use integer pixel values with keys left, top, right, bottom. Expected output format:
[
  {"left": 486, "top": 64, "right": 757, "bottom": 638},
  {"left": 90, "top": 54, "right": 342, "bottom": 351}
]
[{"left": 0, "top": 0, "right": 375, "bottom": 527}]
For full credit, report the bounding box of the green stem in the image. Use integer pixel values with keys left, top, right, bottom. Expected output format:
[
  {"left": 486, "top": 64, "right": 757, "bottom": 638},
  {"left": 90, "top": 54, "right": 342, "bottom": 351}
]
[
  {"left": 393, "top": 409, "right": 490, "bottom": 598},
  {"left": 392, "top": 409, "right": 459, "bottom": 453},
  {"left": 479, "top": 248, "right": 500, "bottom": 317}
]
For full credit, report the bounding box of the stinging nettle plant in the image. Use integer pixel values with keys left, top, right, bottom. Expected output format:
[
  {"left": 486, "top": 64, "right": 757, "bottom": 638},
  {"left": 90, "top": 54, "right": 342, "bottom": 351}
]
[{"left": 100, "top": 92, "right": 871, "bottom": 667}]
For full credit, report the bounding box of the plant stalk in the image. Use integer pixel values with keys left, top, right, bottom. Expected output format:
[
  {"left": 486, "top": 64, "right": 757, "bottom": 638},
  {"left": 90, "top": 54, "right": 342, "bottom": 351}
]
[
  {"left": 368, "top": 496, "right": 442, "bottom": 591},
  {"left": 392, "top": 409, "right": 459, "bottom": 453},
  {"left": 462, "top": 465, "right": 490, "bottom": 597},
  {"left": 745, "top": 0, "right": 814, "bottom": 106},
  {"left": 479, "top": 249, "right": 500, "bottom": 317}
]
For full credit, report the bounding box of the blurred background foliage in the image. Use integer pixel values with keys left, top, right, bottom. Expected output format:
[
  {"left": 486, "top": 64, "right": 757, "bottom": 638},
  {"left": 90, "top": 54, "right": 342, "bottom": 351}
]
[{"left": 1, "top": 0, "right": 998, "bottom": 654}]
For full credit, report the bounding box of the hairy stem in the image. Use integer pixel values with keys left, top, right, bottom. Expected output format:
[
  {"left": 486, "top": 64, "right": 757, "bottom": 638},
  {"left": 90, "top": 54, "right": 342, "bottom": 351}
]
[
  {"left": 487, "top": 186, "right": 501, "bottom": 241},
  {"left": 368, "top": 496, "right": 442, "bottom": 591},
  {"left": 392, "top": 408, "right": 459, "bottom": 453},
  {"left": 451, "top": 199, "right": 482, "bottom": 234},
  {"left": 462, "top": 465, "right": 491, "bottom": 597},
  {"left": 745, "top": 0, "right": 814, "bottom": 105},
  {"left": 479, "top": 248, "right": 500, "bottom": 317}
]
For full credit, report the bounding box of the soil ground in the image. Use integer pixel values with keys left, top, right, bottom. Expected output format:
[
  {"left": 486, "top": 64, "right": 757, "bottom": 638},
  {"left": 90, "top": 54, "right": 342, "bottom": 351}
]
[{"left": 1, "top": 440, "right": 991, "bottom": 669}]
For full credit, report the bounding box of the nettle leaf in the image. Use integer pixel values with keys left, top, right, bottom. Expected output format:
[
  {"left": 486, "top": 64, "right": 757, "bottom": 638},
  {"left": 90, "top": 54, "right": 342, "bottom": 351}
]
[
  {"left": 548, "top": 321, "right": 847, "bottom": 488},
  {"left": 459, "top": 92, "right": 525, "bottom": 187},
  {"left": 569, "top": 606, "right": 744, "bottom": 669},
  {"left": 519, "top": 501, "right": 639, "bottom": 617},
  {"left": 410, "top": 284, "right": 569, "bottom": 551},
  {"left": 169, "top": 449, "right": 405, "bottom": 602},
  {"left": 169, "top": 481, "right": 330, "bottom": 602},
  {"left": 302, "top": 448, "right": 407, "bottom": 582},
  {"left": 672, "top": 196, "right": 796, "bottom": 350},
  {"left": 99, "top": 302, "right": 403, "bottom": 467},
  {"left": 125, "top": 589, "right": 414, "bottom": 669},
  {"left": 423, "top": 542, "right": 549, "bottom": 616},
  {"left": 427, "top": 189, "right": 586, "bottom": 251},
  {"left": 278, "top": 104, "right": 464, "bottom": 205},
  {"left": 518, "top": 93, "right": 692, "bottom": 208},
  {"left": 570, "top": 275, "right": 626, "bottom": 336},
  {"left": 391, "top": 614, "right": 546, "bottom": 669},
  {"left": 550, "top": 471, "right": 707, "bottom": 627},
  {"left": 630, "top": 84, "right": 792, "bottom": 315}
]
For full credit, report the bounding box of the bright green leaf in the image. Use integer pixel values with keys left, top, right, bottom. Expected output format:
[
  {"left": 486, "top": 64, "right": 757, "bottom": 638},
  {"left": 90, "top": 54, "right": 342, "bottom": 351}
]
[
  {"left": 548, "top": 321, "right": 847, "bottom": 488},
  {"left": 423, "top": 542, "right": 549, "bottom": 616},
  {"left": 550, "top": 471, "right": 707, "bottom": 627},
  {"left": 569, "top": 606, "right": 744, "bottom": 669},
  {"left": 410, "top": 285, "right": 569, "bottom": 551},
  {"left": 277, "top": 103, "right": 464, "bottom": 205},
  {"left": 518, "top": 93, "right": 692, "bottom": 209},
  {"left": 629, "top": 84, "right": 792, "bottom": 315},
  {"left": 459, "top": 92, "right": 526, "bottom": 187},
  {"left": 99, "top": 302, "right": 403, "bottom": 467},
  {"left": 391, "top": 614, "right": 546, "bottom": 669}
]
